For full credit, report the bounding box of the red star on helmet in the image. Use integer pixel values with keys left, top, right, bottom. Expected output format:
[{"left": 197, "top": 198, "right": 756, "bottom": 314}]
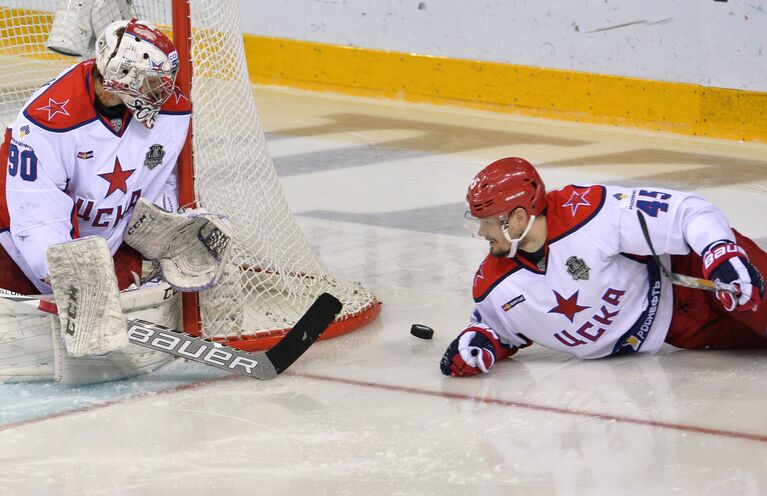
[
  {"left": 98, "top": 157, "right": 135, "bottom": 198},
  {"left": 36, "top": 98, "right": 70, "bottom": 120},
  {"left": 548, "top": 290, "right": 590, "bottom": 323}
]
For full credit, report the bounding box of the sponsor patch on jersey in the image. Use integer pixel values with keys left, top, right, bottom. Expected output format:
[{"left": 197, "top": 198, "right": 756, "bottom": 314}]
[
  {"left": 18, "top": 125, "right": 30, "bottom": 139},
  {"left": 613, "top": 193, "right": 627, "bottom": 200},
  {"left": 566, "top": 256, "right": 590, "bottom": 280},
  {"left": 625, "top": 335, "right": 641, "bottom": 351},
  {"left": 501, "top": 294, "right": 526, "bottom": 312},
  {"left": 77, "top": 150, "right": 93, "bottom": 160},
  {"left": 144, "top": 144, "right": 165, "bottom": 169}
]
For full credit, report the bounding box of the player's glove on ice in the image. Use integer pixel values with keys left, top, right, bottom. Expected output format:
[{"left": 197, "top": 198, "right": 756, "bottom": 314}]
[
  {"left": 440, "top": 325, "right": 511, "bottom": 376},
  {"left": 702, "top": 240, "right": 765, "bottom": 312}
]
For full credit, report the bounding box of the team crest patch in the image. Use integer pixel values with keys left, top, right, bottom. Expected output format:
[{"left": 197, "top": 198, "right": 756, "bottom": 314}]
[
  {"left": 110, "top": 118, "right": 124, "bottom": 134},
  {"left": 502, "top": 295, "right": 526, "bottom": 312},
  {"left": 77, "top": 150, "right": 93, "bottom": 160},
  {"left": 566, "top": 256, "right": 590, "bottom": 280},
  {"left": 19, "top": 125, "right": 30, "bottom": 139},
  {"left": 613, "top": 193, "right": 627, "bottom": 200},
  {"left": 144, "top": 144, "right": 165, "bottom": 169}
]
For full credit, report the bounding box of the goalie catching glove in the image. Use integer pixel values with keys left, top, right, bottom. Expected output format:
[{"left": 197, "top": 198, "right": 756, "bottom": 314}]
[
  {"left": 702, "top": 240, "right": 765, "bottom": 312},
  {"left": 440, "top": 324, "right": 515, "bottom": 377},
  {"left": 125, "top": 198, "right": 233, "bottom": 291}
]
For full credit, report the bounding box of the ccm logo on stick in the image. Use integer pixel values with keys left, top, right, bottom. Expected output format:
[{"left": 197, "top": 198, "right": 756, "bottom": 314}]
[{"left": 128, "top": 321, "right": 260, "bottom": 374}]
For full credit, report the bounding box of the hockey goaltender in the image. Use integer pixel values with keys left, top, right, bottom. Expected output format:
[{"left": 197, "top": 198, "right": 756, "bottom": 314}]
[{"left": 0, "top": 17, "right": 233, "bottom": 384}]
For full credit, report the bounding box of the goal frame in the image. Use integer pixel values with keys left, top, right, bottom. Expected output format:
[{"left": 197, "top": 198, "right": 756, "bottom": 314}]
[
  {"left": 167, "top": 0, "right": 380, "bottom": 347},
  {"left": 170, "top": 0, "right": 202, "bottom": 336},
  {"left": 0, "top": 0, "right": 382, "bottom": 352}
]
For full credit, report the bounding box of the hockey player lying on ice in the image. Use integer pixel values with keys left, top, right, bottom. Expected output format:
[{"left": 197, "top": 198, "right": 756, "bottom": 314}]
[
  {"left": 441, "top": 157, "right": 767, "bottom": 376},
  {"left": 0, "top": 20, "right": 231, "bottom": 383}
]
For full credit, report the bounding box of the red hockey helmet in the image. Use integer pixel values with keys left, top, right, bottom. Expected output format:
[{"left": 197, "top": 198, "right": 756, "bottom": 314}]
[{"left": 466, "top": 157, "right": 546, "bottom": 218}]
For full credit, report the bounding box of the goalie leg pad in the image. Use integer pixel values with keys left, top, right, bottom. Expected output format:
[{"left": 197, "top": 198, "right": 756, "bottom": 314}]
[
  {"left": 46, "top": 0, "right": 134, "bottom": 57},
  {"left": 46, "top": 237, "right": 128, "bottom": 357},
  {"left": 91, "top": 0, "right": 136, "bottom": 42},
  {"left": 53, "top": 319, "right": 173, "bottom": 386},
  {"left": 46, "top": 0, "right": 96, "bottom": 56},
  {"left": 125, "top": 198, "right": 233, "bottom": 291},
  {"left": 0, "top": 310, "right": 55, "bottom": 382}
]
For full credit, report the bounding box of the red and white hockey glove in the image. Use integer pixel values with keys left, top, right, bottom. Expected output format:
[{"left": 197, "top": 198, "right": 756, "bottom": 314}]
[
  {"left": 702, "top": 240, "right": 765, "bottom": 312},
  {"left": 440, "top": 325, "right": 512, "bottom": 377}
]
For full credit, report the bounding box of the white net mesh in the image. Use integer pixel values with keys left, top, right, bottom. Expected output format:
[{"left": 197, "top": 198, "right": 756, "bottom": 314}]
[{"left": 0, "top": 0, "right": 380, "bottom": 348}]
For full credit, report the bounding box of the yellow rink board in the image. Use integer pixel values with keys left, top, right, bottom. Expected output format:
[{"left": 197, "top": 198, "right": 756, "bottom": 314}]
[
  {"left": 2, "top": 6, "right": 764, "bottom": 143},
  {"left": 243, "top": 35, "right": 767, "bottom": 143}
]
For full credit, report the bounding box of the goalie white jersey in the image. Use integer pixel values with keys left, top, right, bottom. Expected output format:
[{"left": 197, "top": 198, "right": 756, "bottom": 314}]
[
  {"left": 0, "top": 60, "right": 191, "bottom": 291},
  {"left": 471, "top": 185, "right": 735, "bottom": 358}
]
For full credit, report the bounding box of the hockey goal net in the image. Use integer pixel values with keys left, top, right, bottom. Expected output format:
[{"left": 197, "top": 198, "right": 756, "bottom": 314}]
[{"left": 0, "top": 0, "right": 380, "bottom": 350}]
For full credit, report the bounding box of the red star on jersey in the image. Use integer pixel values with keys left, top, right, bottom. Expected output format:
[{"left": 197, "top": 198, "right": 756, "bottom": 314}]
[
  {"left": 548, "top": 290, "right": 590, "bottom": 323},
  {"left": 473, "top": 258, "right": 490, "bottom": 289},
  {"left": 563, "top": 189, "right": 591, "bottom": 216},
  {"left": 171, "top": 87, "right": 188, "bottom": 104},
  {"left": 36, "top": 98, "right": 70, "bottom": 120},
  {"left": 98, "top": 157, "right": 135, "bottom": 198}
]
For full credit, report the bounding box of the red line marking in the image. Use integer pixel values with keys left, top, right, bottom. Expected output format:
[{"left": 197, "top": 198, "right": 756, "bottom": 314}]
[
  {"left": 290, "top": 372, "right": 767, "bottom": 444},
  {"left": 0, "top": 375, "right": 235, "bottom": 433},
  {"left": 4, "top": 371, "right": 766, "bottom": 445}
]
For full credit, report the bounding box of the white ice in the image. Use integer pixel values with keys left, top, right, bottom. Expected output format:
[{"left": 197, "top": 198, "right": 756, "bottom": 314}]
[{"left": 2, "top": 87, "right": 767, "bottom": 496}]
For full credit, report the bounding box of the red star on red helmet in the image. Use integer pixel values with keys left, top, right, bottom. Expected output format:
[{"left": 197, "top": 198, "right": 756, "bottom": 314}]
[
  {"left": 548, "top": 290, "right": 590, "bottom": 323},
  {"left": 98, "top": 157, "right": 135, "bottom": 198},
  {"left": 36, "top": 98, "right": 70, "bottom": 120}
]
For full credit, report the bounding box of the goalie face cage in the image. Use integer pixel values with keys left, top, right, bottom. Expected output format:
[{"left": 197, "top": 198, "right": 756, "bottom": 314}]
[{"left": 0, "top": 0, "right": 380, "bottom": 351}]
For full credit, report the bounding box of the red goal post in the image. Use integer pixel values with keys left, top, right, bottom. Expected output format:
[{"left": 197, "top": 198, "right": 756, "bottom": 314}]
[{"left": 0, "top": 0, "right": 381, "bottom": 351}]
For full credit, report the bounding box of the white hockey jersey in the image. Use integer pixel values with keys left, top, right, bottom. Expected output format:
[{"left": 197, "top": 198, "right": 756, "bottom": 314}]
[
  {"left": 0, "top": 60, "right": 191, "bottom": 292},
  {"left": 471, "top": 185, "right": 735, "bottom": 358}
]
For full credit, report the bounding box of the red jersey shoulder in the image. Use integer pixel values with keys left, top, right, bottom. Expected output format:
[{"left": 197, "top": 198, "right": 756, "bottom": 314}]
[
  {"left": 546, "top": 185, "right": 606, "bottom": 240},
  {"left": 24, "top": 61, "right": 97, "bottom": 132},
  {"left": 160, "top": 86, "right": 192, "bottom": 114},
  {"left": 472, "top": 254, "right": 520, "bottom": 301}
]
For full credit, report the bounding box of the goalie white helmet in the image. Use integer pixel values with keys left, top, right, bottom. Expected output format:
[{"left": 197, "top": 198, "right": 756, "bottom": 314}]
[{"left": 95, "top": 19, "right": 179, "bottom": 129}]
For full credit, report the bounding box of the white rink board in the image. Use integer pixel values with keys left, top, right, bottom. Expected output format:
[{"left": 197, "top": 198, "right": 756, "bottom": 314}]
[{"left": 237, "top": 0, "right": 767, "bottom": 91}]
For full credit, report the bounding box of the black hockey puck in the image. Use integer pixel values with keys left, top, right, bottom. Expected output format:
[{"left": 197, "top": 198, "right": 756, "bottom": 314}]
[{"left": 410, "top": 324, "right": 434, "bottom": 340}]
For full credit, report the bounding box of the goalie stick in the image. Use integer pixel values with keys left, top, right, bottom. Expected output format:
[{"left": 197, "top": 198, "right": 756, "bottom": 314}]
[
  {"left": 636, "top": 210, "right": 738, "bottom": 295},
  {"left": 0, "top": 292, "right": 342, "bottom": 380}
]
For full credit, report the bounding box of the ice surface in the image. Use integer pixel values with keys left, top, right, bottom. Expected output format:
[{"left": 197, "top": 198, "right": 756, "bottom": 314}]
[{"left": 2, "top": 86, "right": 767, "bottom": 495}]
